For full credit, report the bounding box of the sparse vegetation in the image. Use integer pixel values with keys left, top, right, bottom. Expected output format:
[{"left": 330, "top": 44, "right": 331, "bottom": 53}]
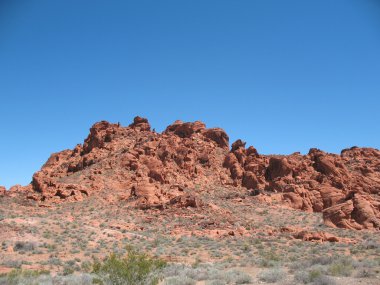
[
  {"left": 13, "top": 241, "right": 37, "bottom": 252},
  {"left": 0, "top": 269, "right": 50, "bottom": 285},
  {"left": 258, "top": 268, "right": 286, "bottom": 283},
  {"left": 0, "top": 187, "right": 379, "bottom": 285},
  {"left": 327, "top": 257, "right": 353, "bottom": 277}
]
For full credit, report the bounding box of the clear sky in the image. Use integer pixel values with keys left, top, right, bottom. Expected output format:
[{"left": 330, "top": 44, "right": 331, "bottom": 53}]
[{"left": 1, "top": 0, "right": 379, "bottom": 188}]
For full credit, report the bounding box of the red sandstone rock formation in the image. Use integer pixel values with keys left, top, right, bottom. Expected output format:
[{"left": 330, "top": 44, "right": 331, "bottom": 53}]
[
  {"left": 224, "top": 142, "right": 380, "bottom": 230},
  {"left": 26, "top": 117, "right": 231, "bottom": 209},
  {"left": 9, "top": 117, "right": 380, "bottom": 231},
  {"left": 293, "top": 230, "right": 341, "bottom": 243},
  {"left": 0, "top": 186, "right": 5, "bottom": 196}
]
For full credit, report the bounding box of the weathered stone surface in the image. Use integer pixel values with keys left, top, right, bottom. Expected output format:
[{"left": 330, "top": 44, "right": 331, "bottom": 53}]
[
  {"left": 129, "top": 116, "right": 151, "bottom": 131},
  {"left": 9, "top": 116, "right": 380, "bottom": 231},
  {"left": 293, "top": 230, "right": 340, "bottom": 243},
  {"left": 242, "top": 171, "right": 258, "bottom": 189},
  {"left": 202, "top": 128, "right": 229, "bottom": 150},
  {"left": 20, "top": 118, "right": 231, "bottom": 211},
  {"left": 0, "top": 186, "right": 5, "bottom": 196},
  {"left": 164, "top": 120, "right": 206, "bottom": 138},
  {"left": 169, "top": 194, "right": 202, "bottom": 208},
  {"left": 223, "top": 140, "right": 380, "bottom": 230},
  {"left": 265, "top": 157, "right": 293, "bottom": 181}
]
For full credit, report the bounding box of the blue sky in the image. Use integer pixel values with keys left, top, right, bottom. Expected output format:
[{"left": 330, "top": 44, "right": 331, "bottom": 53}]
[{"left": 1, "top": 0, "right": 379, "bottom": 188}]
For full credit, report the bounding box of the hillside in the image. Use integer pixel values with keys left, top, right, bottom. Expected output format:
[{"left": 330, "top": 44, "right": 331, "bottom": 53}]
[{"left": 5, "top": 116, "right": 380, "bottom": 231}]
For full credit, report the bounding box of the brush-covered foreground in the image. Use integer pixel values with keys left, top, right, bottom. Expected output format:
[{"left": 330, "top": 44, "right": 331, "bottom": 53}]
[{"left": 0, "top": 185, "right": 379, "bottom": 284}]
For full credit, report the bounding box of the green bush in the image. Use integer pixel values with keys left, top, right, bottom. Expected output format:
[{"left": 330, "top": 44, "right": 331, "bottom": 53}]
[
  {"left": 327, "top": 258, "right": 353, "bottom": 277},
  {"left": 223, "top": 269, "right": 252, "bottom": 284},
  {"left": 92, "top": 248, "right": 166, "bottom": 285},
  {"left": 258, "top": 268, "right": 285, "bottom": 283},
  {"left": 0, "top": 269, "right": 50, "bottom": 285},
  {"left": 163, "top": 276, "right": 196, "bottom": 285},
  {"left": 312, "top": 275, "right": 337, "bottom": 285},
  {"left": 294, "top": 265, "right": 326, "bottom": 284}
]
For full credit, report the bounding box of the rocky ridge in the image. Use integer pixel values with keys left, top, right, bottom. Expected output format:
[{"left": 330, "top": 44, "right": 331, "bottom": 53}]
[{"left": 2, "top": 116, "right": 380, "bottom": 231}]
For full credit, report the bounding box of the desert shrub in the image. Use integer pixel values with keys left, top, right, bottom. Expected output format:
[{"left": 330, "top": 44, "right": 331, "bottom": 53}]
[
  {"left": 258, "top": 258, "right": 279, "bottom": 268},
  {"left": 258, "top": 268, "right": 285, "bottom": 283},
  {"left": 294, "top": 270, "right": 310, "bottom": 284},
  {"left": 54, "top": 273, "right": 95, "bottom": 284},
  {"left": 162, "top": 263, "right": 188, "bottom": 277},
  {"left": 223, "top": 269, "right": 252, "bottom": 284},
  {"left": 358, "top": 259, "right": 377, "bottom": 268},
  {"left": 163, "top": 276, "right": 196, "bottom": 285},
  {"left": 92, "top": 248, "right": 166, "bottom": 285},
  {"left": 205, "top": 280, "right": 226, "bottom": 285},
  {"left": 308, "top": 267, "right": 324, "bottom": 281},
  {"left": 309, "top": 256, "right": 335, "bottom": 266},
  {"left": 293, "top": 255, "right": 354, "bottom": 279},
  {"left": 162, "top": 263, "right": 251, "bottom": 284},
  {"left": 63, "top": 266, "right": 75, "bottom": 276},
  {"left": 0, "top": 269, "right": 50, "bottom": 285},
  {"left": 355, "top": 268, "right": 376, "bottom": 278},
  {"left": 62, "top": 259, "right": 81, "bottom": 275},
  {"left": 327, "top": 257, "right": 353, "bottom": 277},
  {"left": 290, "top": 255, "right": 333, "bottom": 273},
  {"left": 186, "top": 265, "right": 227, "bottom": 281},
  {"left": 1, "top": 259, "right": 22, "bottom": 269},
  {"left": 13, "top": 241, "right": 37, "bottom": 252},
  {"left": 311, "top": 275, "right": 337, "bottom": 285},
  {"left": 258, "top": 251, "right": 281, "bottom": 268},
  {"left": 163, "top": 263, "right": 218, "bottom": 281},
  {"left": 360, "top": 240, "right": 379, "bottom": 250},
  {"left": 294, "top": 265, "right": 327, "bottom": 284},
  {"left": 47, "top": 257, "right": 62, "bottom": 266}
]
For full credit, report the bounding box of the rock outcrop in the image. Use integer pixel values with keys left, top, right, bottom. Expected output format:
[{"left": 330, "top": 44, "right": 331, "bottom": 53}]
[
  {"left": 11, "top": 117, "right": 380, "bottom": 231},
  {"left": 223, "top": 142, "right": 380, "bottom": 230},
  {"left": 26, "top": 117, "right": 231, "bottom": 209}
]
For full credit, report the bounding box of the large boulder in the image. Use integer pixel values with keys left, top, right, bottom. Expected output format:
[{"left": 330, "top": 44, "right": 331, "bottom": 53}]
[
  {"left": 322, "top": 200, "right": 359, "bottom": 229},
  {"left": 242, "top": 171, "right": 259, "bottom": 189},
  {"left": 313, "top": 155, "right": 340, "bottom": 176},
  {"left": 321, "top": 194, "right": 380, "bottom": 231},
  {"left": 202, "top": 128, "right": 229, "bottom": 150},
  {"left": 351, "top": 195, "right": 380, "bottom": 230},
  {"left": 169, "top": 193, "right": 202, "bottom": 208},
  {"left": 265, "top": 157, "right": 293, "bottom": 181},
  {"left": 129, "top": 116, "right": 151, "bottom": 131},
  {"left": 319, "top": 186, "right": 346, "bottom": 208},
  {"left": 164, "top": 120, "right": 206, "bottom": 138},
  {"left": 131, "top": 182, "right": 163, "bottom": 209},
  {"left": 83, "top": 121, "right": 120, "bottom": 154}
]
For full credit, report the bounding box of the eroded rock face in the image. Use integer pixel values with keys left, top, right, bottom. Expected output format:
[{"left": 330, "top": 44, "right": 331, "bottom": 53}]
[
  {"left": 293, "top": 230, "right": 340, "bottom": 243},
  {"left": 224, "top": 143, "right": 380, "bottom": 230},
  {"left": 164, "top": 121, "right": 229, "bottom": 150},
  {"left": 129, "top": 116, "right": 151, "bottom": 131},
  {"left": 265, "top": 158, "right": 292, "bottom": 181},
  {"left": 26, "top": 117, "right": 231, "bottom": 209},
  {"left": 322, "top": 194, "right": 380, "bottom": 230},
  {"left": 164, "top": 120, "right": 206, "bottom": 138},
  {"left": 13, "top": 116, "right": 380, "bottom": 231},
  {"left": 202, "top": 128, "right": 229, "bottom": 150},
  {"left": 169, "top": 193, "right": 202, "bottom": 208},
  {"left": 82, "top": 121, "right": 120, "bottom": 154},
  {"left": 0, "top": 186, "right": 5, "bottom": 196}
]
